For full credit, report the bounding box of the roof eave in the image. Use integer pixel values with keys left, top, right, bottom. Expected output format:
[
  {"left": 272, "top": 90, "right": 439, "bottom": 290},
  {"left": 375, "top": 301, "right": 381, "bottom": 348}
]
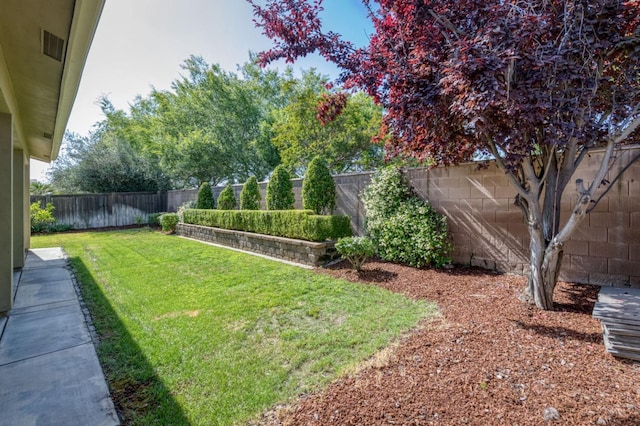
[{"left": 49, "top": 0, "right": 105, "bottom": 162}]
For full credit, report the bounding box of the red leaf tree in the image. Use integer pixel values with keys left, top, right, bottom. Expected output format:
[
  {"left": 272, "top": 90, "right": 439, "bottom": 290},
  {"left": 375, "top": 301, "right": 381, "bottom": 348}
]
[{"left": 250, "top": 0, "right": 640, "bottom": 310}]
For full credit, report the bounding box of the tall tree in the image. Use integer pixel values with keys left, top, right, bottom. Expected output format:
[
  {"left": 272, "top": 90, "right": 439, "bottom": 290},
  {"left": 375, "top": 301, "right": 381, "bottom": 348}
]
[
  {"left": 240, "top": 176, "right": 262, "bottom": 210},
  {"left": 270, "top": 70, "right": 383, "bottom": 174},
  {"left": 152, "top": 56, "right": 283, "bottom": 186},
  {"left": 302, "top": 155, "right": 336, "bottom": 214},
  {"left": 251, "top": 0, "right": 640, "bottom": 309},
  {"left": 48, "top": 130, "right": 168, "bottom": 194},
  {"left": 266, "top": 165, "right": 295, "bottom": 210}
]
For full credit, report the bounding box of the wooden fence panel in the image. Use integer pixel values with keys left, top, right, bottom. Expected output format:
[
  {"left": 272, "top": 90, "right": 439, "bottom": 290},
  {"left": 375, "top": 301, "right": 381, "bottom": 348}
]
[{"left": 31, "top": 192, "right": 167, "bottom": 229}]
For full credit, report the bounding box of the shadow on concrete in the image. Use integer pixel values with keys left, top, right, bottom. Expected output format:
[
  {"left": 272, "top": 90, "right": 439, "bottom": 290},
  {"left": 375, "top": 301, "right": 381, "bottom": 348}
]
[{"left": 69, "top": 257, "right": 190, "bottom": 425}]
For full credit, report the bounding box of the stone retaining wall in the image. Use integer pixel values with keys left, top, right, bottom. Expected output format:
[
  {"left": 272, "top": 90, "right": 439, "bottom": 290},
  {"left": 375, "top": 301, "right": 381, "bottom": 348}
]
[{"left": 176, "top": 223, "right": 339, "bottom": 266}]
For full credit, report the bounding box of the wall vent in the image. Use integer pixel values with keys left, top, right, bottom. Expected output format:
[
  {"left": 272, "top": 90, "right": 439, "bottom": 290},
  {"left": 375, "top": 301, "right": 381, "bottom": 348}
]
[
  {"left": 43, "top": 132, "right": 53, "bottom": 140},
  {"left": 42, "top": 30, "right": 66, "bottom": 62}
]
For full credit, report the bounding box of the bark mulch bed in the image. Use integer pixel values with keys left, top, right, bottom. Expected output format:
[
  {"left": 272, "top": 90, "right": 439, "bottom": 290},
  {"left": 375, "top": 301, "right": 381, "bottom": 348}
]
[{"left": 262, "top": 260, "right": 640, "bottom": 426}]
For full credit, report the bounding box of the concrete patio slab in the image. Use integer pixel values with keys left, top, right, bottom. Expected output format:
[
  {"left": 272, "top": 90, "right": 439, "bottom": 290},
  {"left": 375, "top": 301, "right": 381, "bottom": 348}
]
[
  {"left": 0, "top": 343, "right": 119, "bottom": 426},
  {"left": 10, "top": 299, "right": 77, "bottom": 316},
  {"left": 12, "top": 278, "right": 76, "bottom": 310},
  {"left": 0, "top": 247, "right": 119, "bottom": 425},
  {"left": 23, "top": 255, "right": 68, "bottom": 270},
  {"left": 19, "top": 267, "right": 72, "bottom": 285},
  {"left": 24, "top": 249, "right": 67, "bottom": 269},
  {"left": 0, "top": 302, "right": 91, "bottom": 365},
  {"left": 26, "top": 247, "right": 66, "bottom": 262}
]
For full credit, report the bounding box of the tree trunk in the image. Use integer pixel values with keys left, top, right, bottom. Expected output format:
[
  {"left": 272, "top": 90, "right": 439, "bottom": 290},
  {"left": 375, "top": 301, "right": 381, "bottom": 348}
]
[{"left": 527, "top": 230, "right": 564, "bottom": 310}]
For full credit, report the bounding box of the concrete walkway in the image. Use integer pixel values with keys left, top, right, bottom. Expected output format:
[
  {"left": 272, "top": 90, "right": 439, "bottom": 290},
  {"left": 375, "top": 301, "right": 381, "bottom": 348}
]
[{"left": 0, "top": 248, "right": 119, "bottom": 426}]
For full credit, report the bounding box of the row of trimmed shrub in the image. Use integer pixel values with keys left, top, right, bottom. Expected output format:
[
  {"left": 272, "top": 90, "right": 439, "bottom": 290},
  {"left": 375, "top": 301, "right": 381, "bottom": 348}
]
[{"left": 182, "top": 209, "right": 351, "bottom": 242}]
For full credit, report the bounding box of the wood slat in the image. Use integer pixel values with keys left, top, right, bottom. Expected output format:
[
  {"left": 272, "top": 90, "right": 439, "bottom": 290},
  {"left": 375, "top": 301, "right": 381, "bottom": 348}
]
[
  {"left": 594, "top": 287, "right": 640, "bottom": 361},
  {"left": 31, "top": 192, "right": 167, "bottom": 229}
]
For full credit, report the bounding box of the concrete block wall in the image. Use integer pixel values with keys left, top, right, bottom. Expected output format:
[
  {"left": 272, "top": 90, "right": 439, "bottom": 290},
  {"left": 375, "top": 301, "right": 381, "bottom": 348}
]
[
  {"left": 327, "top": 148, "right": 639, "bottom": 287},
  {"left": 168, "top": 146, "right": 640, "bottom": 287},
  {"left": 559, "top": 148, "right": 640, "bottom": 287},
  {"left": 176, "top": 223, "right": 339, "bottom": 266},
  {"left": 410, "top": 162, "right": 532, "bottom": 275}
]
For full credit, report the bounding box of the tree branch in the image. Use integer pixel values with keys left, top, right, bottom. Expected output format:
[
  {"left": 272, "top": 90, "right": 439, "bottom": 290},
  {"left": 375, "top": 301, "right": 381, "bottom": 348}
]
[
  {"left": 486, "top": 139, "right": 530, "bottom": 199},
  {"left": 613, "top": 108, "right": 640, "bottom": 144},
  {"left": 587, "top": 148, "right": 640, "bottom": 213}
]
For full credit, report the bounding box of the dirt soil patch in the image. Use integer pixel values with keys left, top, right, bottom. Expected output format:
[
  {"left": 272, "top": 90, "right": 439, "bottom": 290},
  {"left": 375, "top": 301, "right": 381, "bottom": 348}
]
[{"left": 262, "top": 260, "right": 640, "bottom": 426}]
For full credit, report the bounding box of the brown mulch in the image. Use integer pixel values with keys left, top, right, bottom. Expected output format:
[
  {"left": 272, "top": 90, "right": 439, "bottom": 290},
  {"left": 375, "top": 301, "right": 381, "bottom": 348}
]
[{"left": 263, "top": 260, "right": 640, "bottom": 426}]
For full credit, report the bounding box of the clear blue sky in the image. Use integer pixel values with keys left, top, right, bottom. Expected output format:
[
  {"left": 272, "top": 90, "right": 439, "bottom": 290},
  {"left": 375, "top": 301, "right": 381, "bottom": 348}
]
[{"left": 33, "top": 0, "right": 373, "bottom": 181}]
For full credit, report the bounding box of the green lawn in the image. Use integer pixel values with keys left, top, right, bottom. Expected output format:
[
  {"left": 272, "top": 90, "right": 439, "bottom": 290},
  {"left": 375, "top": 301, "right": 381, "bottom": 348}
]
[{"left": 32, "top": 229, "right": 435, "bottom": 425}]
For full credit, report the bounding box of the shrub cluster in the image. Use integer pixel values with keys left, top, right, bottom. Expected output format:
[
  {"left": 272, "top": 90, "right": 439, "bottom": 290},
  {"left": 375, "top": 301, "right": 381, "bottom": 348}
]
[
  {"left": 335, "top": 236, "right": 375, "bottom": 271},
  {"left": 362, "top": 167, "right": 451, "bottom": 268},
  {"left": 240, "top": 176, "right": 261, "bottom": 210},
  {"left": 196, "top": 182, "right": 215, "bottom": 209},
  {"left": 30, "top": 202, "right": 56, "bottom": 233},
  {"left": 266, "top": 165, "right": 295, "bottom": 210},
  {"left": 159, "top": 213, "right": 179, "bottom": 233},
  {"left": 302, "top": 156, "right": 336, "bottom": 214},
  {"left": 30, "top": 202, "right": 72, "bottom": 234},
  {"left": 217, "top": 184, "right": 237, "bottom": 210},
  {"left": 147, "top": 212, "right": 165, "bottom": 226},
  {"left": 182, "top": 209, "right": 351, "bottom": 242}
]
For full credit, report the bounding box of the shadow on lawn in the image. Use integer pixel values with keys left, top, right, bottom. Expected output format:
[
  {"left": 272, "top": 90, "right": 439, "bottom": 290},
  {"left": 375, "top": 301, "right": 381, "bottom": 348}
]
[{"left": 69, "top": 258, "right": 190, "bottom": 425}]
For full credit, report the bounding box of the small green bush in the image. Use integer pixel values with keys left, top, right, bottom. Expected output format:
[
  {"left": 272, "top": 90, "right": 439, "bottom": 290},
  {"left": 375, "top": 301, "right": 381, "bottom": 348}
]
[
  {"left": 30, "top": 202, "right": 57, "bottom": 234},
  {"left": 217, "top": 184, "right": 237, "bottom": 210},
  {"left": 160, "top": 213, "right": 179, "bottom": 233},
  {"left": 48, "top": 224, "right": 73, "bottom": 233},
  {"left": 362, "top": 166, "right": 451, "bottom": 268},
  {"left": 182, "top": 209, "right": 351, "bottom": 242},
  {"left": 196, "top": 182, "right": 215, "bottom": 209},
  {"left": 148, "top": 212, "right": 166, "bottom": 226},
  {"left": 240, "top": 176, "right": 261, "bottom": 210},
  {"left": 302, "top": 156, "right": 336, "bottom": 214},
  {"left": 266, "top": 165, "right": 295, "bottom": 210},
  {"left": 335, "top": 237, "right": 375, "bottom": 271}
]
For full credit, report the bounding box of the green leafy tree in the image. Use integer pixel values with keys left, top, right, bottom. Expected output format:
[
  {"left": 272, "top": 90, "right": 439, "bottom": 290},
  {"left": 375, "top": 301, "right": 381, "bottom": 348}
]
[
  {"left": 302, "top": 156, "right": 336, "bottom": 214},
  {"left": 240, "top": 176, "right": 261, "bottom": 210},
  {"left": 152, "top": 56, "right": 283, "bottom": 186},
  {"left": 49, "top": 131, "right": 169, "bottom": 194},
  {"left": 270, "top": 71, "right": 383, "bottom": 175},
  {"left": 266, "top": 165, "right": 294, "bottom": 210},
  {"left": 30, "top": 181, "right": 53, "bottom": 195},
  {"left": 196, "top": 182, "right": 214, "bottom": 209},
  {"left": 217, "top": 184, "right": 237, "bottom": 210}
]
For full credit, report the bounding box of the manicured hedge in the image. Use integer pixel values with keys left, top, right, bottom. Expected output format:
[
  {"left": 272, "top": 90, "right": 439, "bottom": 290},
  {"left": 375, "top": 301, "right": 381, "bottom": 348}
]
[{"left": 182, "top": 209, "right": 352, "bottom": 242}]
